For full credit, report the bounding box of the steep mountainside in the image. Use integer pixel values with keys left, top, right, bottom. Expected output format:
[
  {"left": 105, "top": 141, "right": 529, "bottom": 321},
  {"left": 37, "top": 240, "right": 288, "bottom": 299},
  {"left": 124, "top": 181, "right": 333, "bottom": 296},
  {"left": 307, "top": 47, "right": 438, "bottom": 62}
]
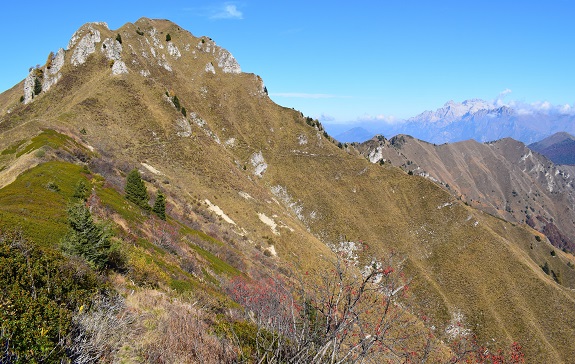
[
  {"left": 529, "top": 132, "right": 575, "bottom": 165},
  {"left": 1, "top": 18, "right": 575, "bottom": 362},
  {"left": 359, "top": 135, "right": 575, "bottom": 252},
  {"left": 371, "top": 99, "right": 575, "bottom": 144}
]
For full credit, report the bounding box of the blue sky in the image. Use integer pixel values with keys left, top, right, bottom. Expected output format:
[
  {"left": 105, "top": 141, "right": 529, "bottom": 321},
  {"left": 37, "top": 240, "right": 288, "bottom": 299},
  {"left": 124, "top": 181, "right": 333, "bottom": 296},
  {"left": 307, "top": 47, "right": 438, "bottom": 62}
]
[{"left": 1, "top": 1, "right": 574, "bottom": 125}]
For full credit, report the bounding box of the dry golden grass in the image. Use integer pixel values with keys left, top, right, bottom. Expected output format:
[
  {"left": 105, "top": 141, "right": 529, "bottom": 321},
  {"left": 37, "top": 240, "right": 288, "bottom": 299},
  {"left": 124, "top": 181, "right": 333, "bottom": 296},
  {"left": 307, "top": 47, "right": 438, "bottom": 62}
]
[{"left": 0, "top": 18, "right": 574, "bottom": 362}]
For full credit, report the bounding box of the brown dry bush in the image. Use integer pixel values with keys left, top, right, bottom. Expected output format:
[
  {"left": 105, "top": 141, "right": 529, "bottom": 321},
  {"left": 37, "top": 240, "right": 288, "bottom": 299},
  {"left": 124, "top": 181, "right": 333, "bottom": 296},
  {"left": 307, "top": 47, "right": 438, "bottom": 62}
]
[
  {"left": 68, "top": 294, "right": 137, "bottom": 363},
  {"left": 141, "top": 301, "right": 238, "bottom": 363}
]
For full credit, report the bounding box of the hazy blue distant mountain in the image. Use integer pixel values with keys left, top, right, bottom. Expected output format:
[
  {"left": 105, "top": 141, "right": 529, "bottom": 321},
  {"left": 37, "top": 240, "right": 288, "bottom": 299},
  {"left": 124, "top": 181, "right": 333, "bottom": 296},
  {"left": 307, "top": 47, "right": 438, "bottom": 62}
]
[
  {"left": 373, "top": 99, "right": 575, "bottom": 144},
  {"left": 334, "top": 127, "right": 373, "bottom": 143},
  {"left": 529, "top": 132, "right": 575, "bottom": 165}
]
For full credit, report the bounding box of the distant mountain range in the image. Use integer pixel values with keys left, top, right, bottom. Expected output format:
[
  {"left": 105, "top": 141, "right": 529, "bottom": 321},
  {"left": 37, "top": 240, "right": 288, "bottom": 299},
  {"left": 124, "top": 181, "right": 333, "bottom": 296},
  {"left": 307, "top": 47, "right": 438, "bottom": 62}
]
[
  {"left": 334, "top": 99, "right": 575, "bottom": 144},
  {"left": 529, "top": 132, "right": 575, "bottom": 165},
  {"left": 334, "top": 126, "right": 373, "bottom": 143}
]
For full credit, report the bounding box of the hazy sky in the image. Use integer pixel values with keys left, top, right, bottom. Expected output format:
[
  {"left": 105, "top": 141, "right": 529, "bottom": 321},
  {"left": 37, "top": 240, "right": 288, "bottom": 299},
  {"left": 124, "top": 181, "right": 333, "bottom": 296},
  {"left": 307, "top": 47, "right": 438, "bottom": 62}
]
[{"left": 1, "top": 1, "right": 573, "bottom": 123}]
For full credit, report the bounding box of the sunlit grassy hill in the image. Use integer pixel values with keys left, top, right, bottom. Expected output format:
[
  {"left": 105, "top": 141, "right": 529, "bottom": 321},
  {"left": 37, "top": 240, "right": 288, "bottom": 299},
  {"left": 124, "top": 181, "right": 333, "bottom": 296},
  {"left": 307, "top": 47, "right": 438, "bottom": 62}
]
[{"left": 1, "top": 18, "right": 574, "bottom": 363}]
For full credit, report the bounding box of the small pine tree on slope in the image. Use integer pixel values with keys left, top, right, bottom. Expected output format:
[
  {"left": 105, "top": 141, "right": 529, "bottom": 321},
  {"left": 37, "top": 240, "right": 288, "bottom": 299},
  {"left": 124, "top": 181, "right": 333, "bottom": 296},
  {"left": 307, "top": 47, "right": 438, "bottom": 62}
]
[
  {"left": 125, "top": 169, "right": 149, "bottom": 210},
  {"left": 152, "top": 190, "right": 166, "bottom": 220},
  {"left": 61, "top": 202, "right": 111, "bottom": 269}
]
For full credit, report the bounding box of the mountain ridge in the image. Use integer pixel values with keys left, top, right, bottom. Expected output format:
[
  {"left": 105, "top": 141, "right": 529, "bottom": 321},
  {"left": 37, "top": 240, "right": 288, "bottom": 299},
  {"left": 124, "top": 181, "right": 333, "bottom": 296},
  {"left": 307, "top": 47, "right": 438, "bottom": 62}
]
[
  {"left": 359, "top": 134, "right": 575, "bottom": 253},
  {"left": 1, "top": 18, "right": 575, "bottom": 362}
]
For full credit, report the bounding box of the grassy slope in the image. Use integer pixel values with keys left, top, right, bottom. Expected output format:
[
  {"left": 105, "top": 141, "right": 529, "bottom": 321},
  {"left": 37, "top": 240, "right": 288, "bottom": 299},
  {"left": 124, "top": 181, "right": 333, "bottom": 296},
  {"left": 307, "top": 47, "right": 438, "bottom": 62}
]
[
  {"left": 0, "top": 18, "right": 574, "bottom": 362},
  {"left": 0, "top": 131, "right": 243, "bottom": 301}
]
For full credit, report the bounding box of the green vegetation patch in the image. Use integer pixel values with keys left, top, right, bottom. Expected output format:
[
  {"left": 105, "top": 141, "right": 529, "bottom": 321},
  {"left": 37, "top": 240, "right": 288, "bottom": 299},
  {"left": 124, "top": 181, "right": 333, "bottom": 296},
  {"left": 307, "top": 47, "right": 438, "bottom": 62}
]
[
  {"left": 1, "top": 140, "right": 26, "bottom": 155},
  {"left": 16, "top": 129, "right": 78, "bottom": 157},
  {"left": 0, "top": 231, "right": 103, "bottom": 363},
  {"left": 95, "top": 184, "right": 146, "bottom": 224},
  {"left": 169, "top": 278, "right": 196, "bottom": 293},
  {"left": 188, "top": 242, "right": 241, "bottom": 277},
  {"left": 0, "top": 161, "right": 89, "bottom": 245}
]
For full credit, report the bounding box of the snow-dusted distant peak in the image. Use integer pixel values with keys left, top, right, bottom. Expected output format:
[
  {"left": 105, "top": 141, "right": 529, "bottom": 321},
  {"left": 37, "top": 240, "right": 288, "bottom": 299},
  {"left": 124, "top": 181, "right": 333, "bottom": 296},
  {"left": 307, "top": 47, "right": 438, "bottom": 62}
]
[{"left": 411, "top": 99, "right": 497, "bottom": 123}]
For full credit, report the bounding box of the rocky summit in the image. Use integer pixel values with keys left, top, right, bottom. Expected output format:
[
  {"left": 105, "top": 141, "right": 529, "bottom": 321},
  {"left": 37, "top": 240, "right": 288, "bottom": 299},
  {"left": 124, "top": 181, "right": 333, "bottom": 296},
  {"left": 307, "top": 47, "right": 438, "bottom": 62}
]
[{"left": 1, "top": 18, "right": 575, "bottom": 363}]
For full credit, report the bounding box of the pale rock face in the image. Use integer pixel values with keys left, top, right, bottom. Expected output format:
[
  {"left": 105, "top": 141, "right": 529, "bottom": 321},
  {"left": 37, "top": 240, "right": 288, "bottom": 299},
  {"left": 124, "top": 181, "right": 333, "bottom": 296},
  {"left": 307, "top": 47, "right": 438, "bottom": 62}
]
[
  {"left": 140, "top": 69, "right": 150, "bottom": 77},
  {"left": 197, "top": 38, "right": 241, "bottom": 74},
  {"left": 188, "top": 112, "right": 220, "bottom": 143},
  {"left": 270, "top": 185, "right": 305, "bottom": 221},
  {"left": 258, "top": 213, "right": 279, "bottom": 235},
  {"left": 101, "top": 38, "right": 123, "bottom": 60},
  {"left": 251, "top": 151, "right": 268, "bottom": 177},
  {"left": 197, "top": 40, "right": 213, "bottom": 53},
  {"left": 148, "top": 28, "right": 164, "bottom": 49},
  {"left": 205, "top": 62, "right": 216, "bottom": 74},
  {"left": 71, "top": 30, "right": 101, "bottom": 66},
  {"left": 67, "top": 22, "right": 107, "bottom": 49},
  {"left": 111, "top": 60, "right": 128, "bottom": 75},
  {"left": 42, "top": 48, "right": 65, "bottom": 93},
  {"left": 23, "top": 73, "right": 35, "bottom": 104},
  {"left": 368, "top": 147, "right": 384, "bottom": 163},
  {"left": 42, "top": 73, "right": 61, "bottom": 93},
  {"left": 216, "top": 48, "right": 241, "bottom": 74},
  {"left": 167, "top": 42, "right": 181, "bottom": 59},
  {"left": 176, "top": 117, "right": 192, "bottom": 137},
  {"left": 256, "top": 76, "right": 267, "bottom": 96},
  {"left": 47, "top": 48, "right": 65, "bottom": 75},
  {"left": 159, "top": 60, "right": 172, "bottom": 72}
]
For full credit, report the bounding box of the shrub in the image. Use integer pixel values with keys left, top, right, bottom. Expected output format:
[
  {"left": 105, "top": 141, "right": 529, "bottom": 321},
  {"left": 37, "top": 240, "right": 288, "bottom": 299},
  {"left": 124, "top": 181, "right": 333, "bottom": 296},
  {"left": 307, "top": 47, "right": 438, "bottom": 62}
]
[
  {"left": 551, "top": 270, "right": 562, "bottom": 284},
  {"left": 45, "top": 180, "right": 60, "bottom": 192},
  {"left": 35, "top": 149, "right": 46, "bottom": 158},
  {"left": 165, "top": 33, "right": 171, "bottom": 42},
  {"left": 67, "top": 293, "right": 132, "bottom": 362},
  {"left": 181, "top": 106, "right": 187, "bottom": 117},
  {"left": 226, "top": 253, "right": 418, "bottom": 362},
  {"left": 0, "top": 230, "right": 101, "bottom": 363},
  {"left": 125, "top": 169, "right": 150, "bottom": 210},
  {"left": 541, "top": 261, "right": 550, "bottom": 275},
  {"left": 46, "top": 51, "right": 54, "bottom": 69},
  {"left": 115, "top": 33, "right": 122, "bottom": 44},
  {"left": 141, "top": 300, "right": 237, "bottom": 363}
]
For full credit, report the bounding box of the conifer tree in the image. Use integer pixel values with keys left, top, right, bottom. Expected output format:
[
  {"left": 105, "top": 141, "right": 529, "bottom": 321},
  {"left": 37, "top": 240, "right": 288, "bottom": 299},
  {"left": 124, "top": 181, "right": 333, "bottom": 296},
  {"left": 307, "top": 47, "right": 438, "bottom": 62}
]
[
  {"left": 125, "top": 169, "right": 149, "bottom": 210},
  {"left": 171, "top": 95, "right": 181, "bottom": 111},
  {"left": 61, "top": 202, "right": 111, "bottom": 269},
  {"left": 34, "top": 77, "right": 42, "bottom": 95},
  {"left": 152, "top": 190, "right": 167, "bottom": 220}
]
